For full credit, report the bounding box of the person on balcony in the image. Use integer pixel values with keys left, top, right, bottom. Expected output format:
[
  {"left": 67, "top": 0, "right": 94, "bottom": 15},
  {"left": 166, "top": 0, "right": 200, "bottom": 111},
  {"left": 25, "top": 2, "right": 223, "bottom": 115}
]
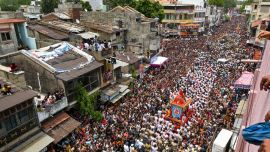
[{"left": 259, "top": 75, "right": 270, "bottom": 152}]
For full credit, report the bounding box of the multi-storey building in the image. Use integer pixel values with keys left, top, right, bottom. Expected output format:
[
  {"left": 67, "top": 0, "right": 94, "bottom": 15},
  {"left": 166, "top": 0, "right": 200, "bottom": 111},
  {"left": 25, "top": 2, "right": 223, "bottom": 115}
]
[
  {"left": 0, "top": 78, "right": 54, "bottom": 152},
  {"left": 180, "top": 0, "right": 206, "bottom": 32},
  {"left": 80, "top": 6, "right": 160, "bottom": 55}
]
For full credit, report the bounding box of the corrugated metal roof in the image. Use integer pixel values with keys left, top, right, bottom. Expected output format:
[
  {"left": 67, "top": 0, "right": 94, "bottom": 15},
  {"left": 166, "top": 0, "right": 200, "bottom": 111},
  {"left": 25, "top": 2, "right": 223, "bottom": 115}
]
[
  {"left": 56, "top": 61, "right": 103, "bottom": 81},
  {"left": 0, "top": 90, "right": 37, "bottom": 111},
  {"left": 28, "top": 24, "right": 68, "bottom": 40},
  {"left": 42, "top": 112, "right": 81, "bottom": 144}
]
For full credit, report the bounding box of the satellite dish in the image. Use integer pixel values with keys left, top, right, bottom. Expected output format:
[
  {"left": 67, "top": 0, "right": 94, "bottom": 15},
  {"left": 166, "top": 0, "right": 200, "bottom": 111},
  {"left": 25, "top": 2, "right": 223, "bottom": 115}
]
[{"left": 76, "top": 19, "right": 80, "bottom": 24}]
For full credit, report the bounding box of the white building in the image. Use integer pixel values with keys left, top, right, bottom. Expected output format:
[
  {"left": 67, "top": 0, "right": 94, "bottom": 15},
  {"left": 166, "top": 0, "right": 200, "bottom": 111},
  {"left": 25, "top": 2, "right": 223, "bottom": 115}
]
[
  {"left": 180, "top": 0, "right": 206, "bottom": 32},
  {"left": 82, "top": 0, "right": 105, "bottom": 11},
  {"left": 245, "top": 5, "right": 252, "bottom": 14}
]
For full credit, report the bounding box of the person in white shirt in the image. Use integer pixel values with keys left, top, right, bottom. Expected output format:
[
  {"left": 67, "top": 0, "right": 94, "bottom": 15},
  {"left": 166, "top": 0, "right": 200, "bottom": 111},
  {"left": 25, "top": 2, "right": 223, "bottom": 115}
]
[
  {"left": 124, "top": 144, "right": 129, "bottom": 152},
  {"left": 84, "top": 42, "right": 89, "bottom": 50}
]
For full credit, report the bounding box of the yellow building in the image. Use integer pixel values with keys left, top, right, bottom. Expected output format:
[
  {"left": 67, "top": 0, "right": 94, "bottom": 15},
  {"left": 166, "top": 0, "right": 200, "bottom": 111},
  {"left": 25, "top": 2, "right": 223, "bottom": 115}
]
[{"left": 161, "top": 4, "right": 195, "bottom": 29}]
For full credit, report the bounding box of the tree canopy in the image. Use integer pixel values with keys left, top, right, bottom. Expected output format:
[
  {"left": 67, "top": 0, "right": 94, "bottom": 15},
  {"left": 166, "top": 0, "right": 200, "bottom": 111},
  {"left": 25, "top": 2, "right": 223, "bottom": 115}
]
[
  {"left": 0, "top": 0, "right": 31, "bottom": 11},
  {"left": 240, "top": 0, "right": 253, "bottom": 13},
  {"left": 80, "top": 0, "right": 92, "bottom": 12},
  {"left": 134, "top": 0, "right": 164, "bottom": 22},
  {"left": 208, "top": 0, "right": 224, "bottom": 7},
  {"left": 41, "top": 0, "right": 59, "bottom": 14},
  {"left": 76, "top": 84, "right": 103, "bottom": 122},
  {"left": 105, "top": 0, "right": 164, "bottom": 21},
  {"left": 224, "top": 0, "right": 236, "bottom": 12}
]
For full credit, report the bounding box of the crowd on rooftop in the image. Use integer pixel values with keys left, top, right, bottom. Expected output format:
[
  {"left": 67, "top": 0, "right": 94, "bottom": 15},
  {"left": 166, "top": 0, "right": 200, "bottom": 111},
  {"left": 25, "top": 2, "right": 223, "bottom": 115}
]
[
  {"left": 46, "top": 15, "right": 259, "bottom": 152},
  {"left": 77, "top": 36, "right": 112, "bottom": 52}
]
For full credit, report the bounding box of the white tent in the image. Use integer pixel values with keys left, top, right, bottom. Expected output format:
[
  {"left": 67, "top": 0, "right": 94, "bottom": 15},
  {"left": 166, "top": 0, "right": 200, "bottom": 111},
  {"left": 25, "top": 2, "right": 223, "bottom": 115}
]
[
  {"left": 150, "top": 56, "right": 168, "bottom": 67},
  {"left": 217, "top": 58, "right": 229, "bottom": 63}
]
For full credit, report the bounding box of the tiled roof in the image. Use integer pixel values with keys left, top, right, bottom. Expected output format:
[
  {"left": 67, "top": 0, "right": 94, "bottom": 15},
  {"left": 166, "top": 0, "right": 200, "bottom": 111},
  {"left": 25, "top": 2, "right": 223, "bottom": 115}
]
[{"left": 0, "top": 18, "right": 26, "bottom": 24}]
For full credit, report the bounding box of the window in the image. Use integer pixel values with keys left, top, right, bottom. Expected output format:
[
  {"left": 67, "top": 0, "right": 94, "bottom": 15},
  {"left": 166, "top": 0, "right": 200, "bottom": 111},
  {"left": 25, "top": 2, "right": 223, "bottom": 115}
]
[
  {"left": 18, "top": 109, "right": 29, "bottom": 123},
  {"left": 88, "top": 71, "right": 100, "bottom": 91},
  {"left": 1, "top": 32, "right": 11, "bottom": 41},
  {"left": 254, "top": 5, "right": 257, "bottom": 10},
  {"left": 27, "top": 107, "right": 34, "bottom": 119},
  {"left": 79, "top": 75, "right": 90, "bottom": 86},
  {"left": 4, "top": 115, "right": 17, "bottom": 131},
  {"left": 67, "top": 80, "right": 75, "bottom": 93}
]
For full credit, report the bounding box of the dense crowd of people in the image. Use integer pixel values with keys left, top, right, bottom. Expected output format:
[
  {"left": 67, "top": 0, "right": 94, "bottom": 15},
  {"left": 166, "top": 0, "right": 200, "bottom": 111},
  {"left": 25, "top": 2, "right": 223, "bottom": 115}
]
[{"left": 48, "top": 15, "right": 259, "bottom": 152}]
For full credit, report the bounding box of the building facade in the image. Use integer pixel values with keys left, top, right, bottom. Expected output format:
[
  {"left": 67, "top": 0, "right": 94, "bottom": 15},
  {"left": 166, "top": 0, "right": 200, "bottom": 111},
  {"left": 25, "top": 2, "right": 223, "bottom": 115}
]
[
  {"left": 0, "top": 12, "right": 36, "bottom": 56},
  {"left": 80, "top": 6, "right": 160, "bottom": 55}
]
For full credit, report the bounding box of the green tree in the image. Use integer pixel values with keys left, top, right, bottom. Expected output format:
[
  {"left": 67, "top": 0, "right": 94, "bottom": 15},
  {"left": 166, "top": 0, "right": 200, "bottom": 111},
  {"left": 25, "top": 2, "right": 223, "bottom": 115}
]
[
  {"left": 0, "top": 0, "right": 31, "bottom": 11},
  {"left": 105, "top": 0, "right": 134, "bottom": 9},
  {"left": 208, "top": 0, "right": 224, "bottom": 7},
  {"left": 76, "top": 83, "right": 103, "bottom": 122},
  {"left": 80, "top": 0, "right": 92, "bottom": 11},
  {"left": 224, "top": 0, "right": 236, "bottom": 12},
  {"left": 130, "top": 65, "right": 137, "bottom": 78},
  {"left": 105, "top": 0, "right": 164, "bottom": 22},
  {"left": 134, "top": 0, "right": 164, "bottom": 22},
  {"left": 41, "top": 0, "right": 59, "bottom": 14},
  {"left": 239, "top": 0, "right": 253, "bottom": 13}
]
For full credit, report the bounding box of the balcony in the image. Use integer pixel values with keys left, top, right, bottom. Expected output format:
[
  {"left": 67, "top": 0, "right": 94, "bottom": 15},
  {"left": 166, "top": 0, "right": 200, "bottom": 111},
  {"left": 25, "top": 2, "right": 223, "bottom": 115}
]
[{"left": 37, "top": 97, "right": 68, "bottom": 122}]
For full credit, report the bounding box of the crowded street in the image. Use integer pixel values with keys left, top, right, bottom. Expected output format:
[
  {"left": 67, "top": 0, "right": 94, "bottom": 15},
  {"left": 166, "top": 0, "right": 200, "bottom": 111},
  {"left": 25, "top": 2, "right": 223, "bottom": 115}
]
[{"left": 51, "top": 15, "right": 256, "bottom": 152}]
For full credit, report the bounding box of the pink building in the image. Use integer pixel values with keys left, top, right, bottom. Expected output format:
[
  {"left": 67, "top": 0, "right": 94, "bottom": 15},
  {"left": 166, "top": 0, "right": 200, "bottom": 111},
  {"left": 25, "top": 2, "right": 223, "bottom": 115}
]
[{"left": 236, "top": 40, "right": 270, "bottom": 151}]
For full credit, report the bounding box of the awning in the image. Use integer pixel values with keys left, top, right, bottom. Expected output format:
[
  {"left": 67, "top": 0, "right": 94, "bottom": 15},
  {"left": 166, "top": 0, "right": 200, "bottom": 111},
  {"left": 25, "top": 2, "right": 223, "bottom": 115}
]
[
  {"left": 113, "top": 59, "right": 129, "bottom": 70},
  {"left": 77, "top": 32, "right": 99, "bottom": 39},
  {"left": 234, "top": 71, "right": 254, "bottom": 89},
  {"left": 20, "top": 132, "right": 54, "bottom": 152},
  {"left": 110, "top": 89, "right": 130, "bottom": 104},
  {"left": 42, "top": 112, "right": 81, "bottom": 144}
]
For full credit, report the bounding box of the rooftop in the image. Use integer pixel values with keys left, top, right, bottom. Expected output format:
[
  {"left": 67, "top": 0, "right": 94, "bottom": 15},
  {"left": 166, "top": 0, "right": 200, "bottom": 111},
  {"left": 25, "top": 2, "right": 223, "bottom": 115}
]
[
  {"left": 0, "top": 18, "right": 26, "bottom": 24},
  {"left": 28, "top": 24, "right": 69, "bottom": 40},
  {"left": 21, "top": 42, "right": 103, "bottom": 81},
  {"left": 115, "top": 52, "right": 140, "bottom": 64},
  {"left": 82, "top": 21, "right": 126, "bottom": 34},
  {"left": 0, "top": 78, "right": 37, "bottom": 111},
  {"left": 41, "top": 20, "right": 85, "bottom": 33},
  {"left": 44, "top": 12, "right": 71, "bottom": 20}
]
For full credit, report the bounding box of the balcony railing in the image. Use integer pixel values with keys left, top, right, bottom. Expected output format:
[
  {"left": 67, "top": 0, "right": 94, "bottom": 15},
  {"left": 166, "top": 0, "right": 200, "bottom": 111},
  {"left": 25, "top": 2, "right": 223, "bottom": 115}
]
[{"left": 37, "top": 97, "right": 68, "bottom": 122}]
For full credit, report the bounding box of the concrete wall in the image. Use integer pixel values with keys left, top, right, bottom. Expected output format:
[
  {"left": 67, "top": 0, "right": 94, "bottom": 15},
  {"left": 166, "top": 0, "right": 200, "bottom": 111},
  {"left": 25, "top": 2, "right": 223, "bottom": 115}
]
[
  {"left": 0, "top": 23, "right": 18, "bottom": 55},
  {"left": 0, "top": 11, "right": 24, "bottom": 19},
  {"left": 81, "top": 11, "right": 160, "bottom": 53},
  {"left": 13, "top": 54, "right": 65, "bottom": 94},
  {"left": 0, "top": 68, "right": 27, "bottom": 88}
]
